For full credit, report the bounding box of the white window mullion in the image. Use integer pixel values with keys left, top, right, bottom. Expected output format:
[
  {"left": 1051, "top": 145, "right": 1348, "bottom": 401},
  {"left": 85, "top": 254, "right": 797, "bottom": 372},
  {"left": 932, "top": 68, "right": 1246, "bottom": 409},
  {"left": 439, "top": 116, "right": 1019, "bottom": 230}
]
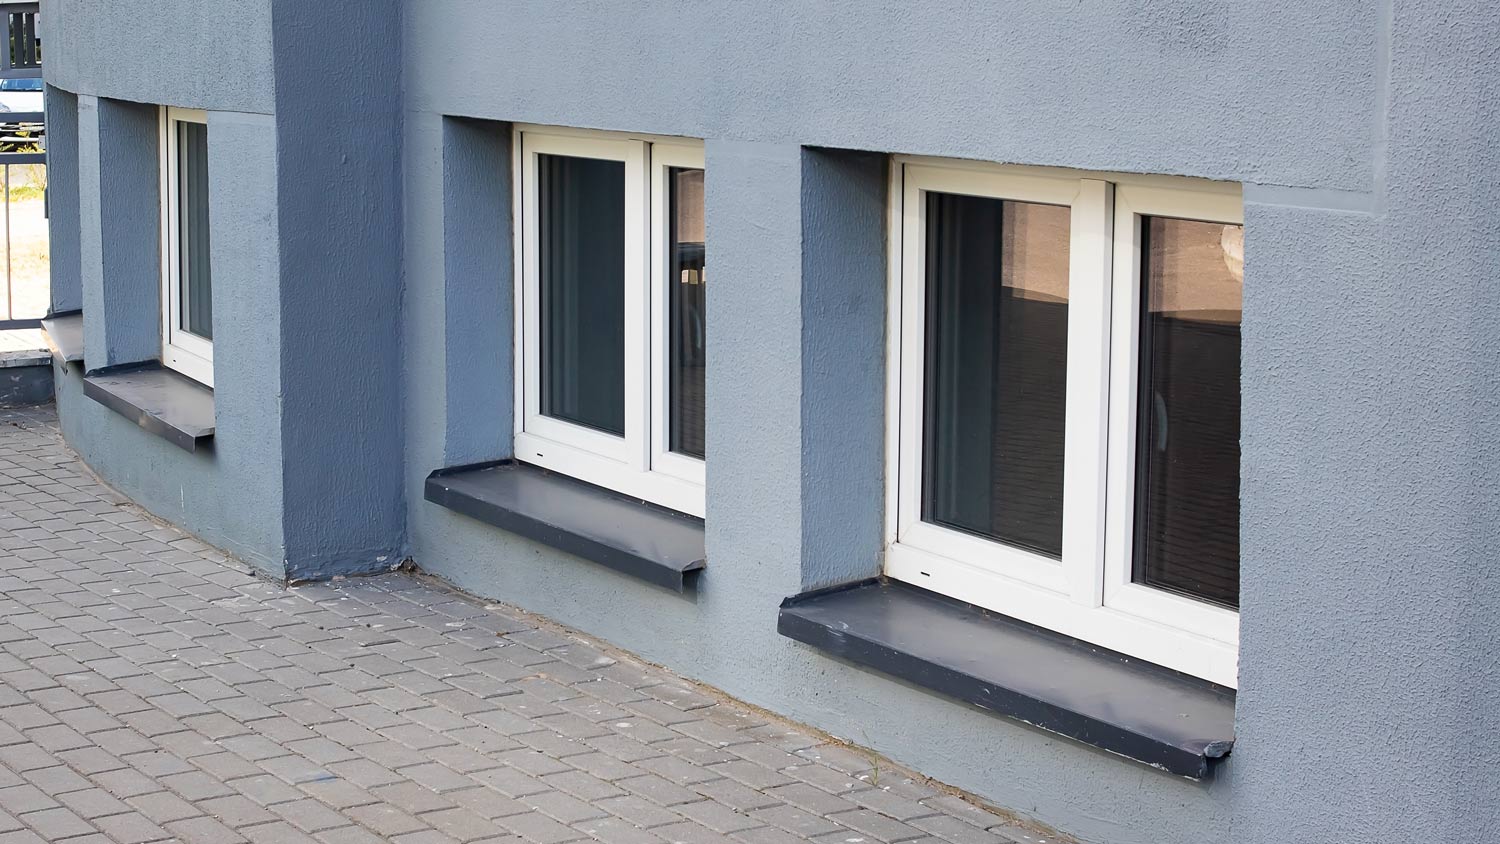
[
  {"left": 1060, "top": 178, "right": 1113, "bottom": 607},
  {"left": 517, "top": 131, "right": 541, "bottom": 438},
  {"left": 623, "top": 139, "right": 651, "bottom": 475},
  {"left": 894, "top": 170, "right": 928, "bottom": 547}
]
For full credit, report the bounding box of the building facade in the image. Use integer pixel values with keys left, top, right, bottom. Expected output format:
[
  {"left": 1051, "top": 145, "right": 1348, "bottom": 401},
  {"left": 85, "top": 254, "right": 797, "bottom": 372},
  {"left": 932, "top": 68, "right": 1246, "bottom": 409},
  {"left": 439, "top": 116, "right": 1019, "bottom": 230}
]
[{"left": 37, "top": 1, "right": 1500, "bottom": 842}]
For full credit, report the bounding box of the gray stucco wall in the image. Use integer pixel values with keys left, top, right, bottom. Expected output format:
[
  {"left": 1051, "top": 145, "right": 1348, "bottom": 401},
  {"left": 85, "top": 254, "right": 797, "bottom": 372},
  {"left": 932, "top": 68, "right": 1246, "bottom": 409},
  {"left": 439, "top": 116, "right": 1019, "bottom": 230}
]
[
  {"left": 44, "top": 85, "right": 81, "bottom": 315},
  {"left": 77, "top": 96, "right": 159, "bottom": 368},
  {"left": 39, "top": 0, "right": 1500, "bottom": 842},
  {"left": 270, "top": 0, "right": 406, "bottom": 580},
  {"left": 56, "top": 108, "right": 286, "bottom": 573},
  {"left": 43, "top": 0, "right": 274, "bottom": 115},
  {"left": 1234, "top": 1, "right": 1500, "bottom": 841}
]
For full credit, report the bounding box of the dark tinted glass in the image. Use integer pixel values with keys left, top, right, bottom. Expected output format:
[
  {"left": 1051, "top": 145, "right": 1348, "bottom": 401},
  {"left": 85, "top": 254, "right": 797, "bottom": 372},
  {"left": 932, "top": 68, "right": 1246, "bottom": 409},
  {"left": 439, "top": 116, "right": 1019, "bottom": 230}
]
[
  {"left": 178, "top": 121, "right": 212, "bottom": 340},
  {"left": 921, "top": 192, "right": 1070, "bottom": 558},
  {"left": 538, "top": 154, "right": 625, "bottom": 435},
  {"left": 668, "top": 167, "right": 705, "bottom": 459},
  {"left": 1133, "top": 217, "right": 1243, "bottom": 608}
]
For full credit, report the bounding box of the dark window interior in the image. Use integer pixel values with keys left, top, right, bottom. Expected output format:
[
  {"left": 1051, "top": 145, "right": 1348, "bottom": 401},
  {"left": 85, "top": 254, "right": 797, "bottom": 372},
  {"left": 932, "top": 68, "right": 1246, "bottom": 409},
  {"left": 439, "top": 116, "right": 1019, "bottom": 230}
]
[
  {"left": 537, "top": 153, "right": 626, "bottom": 436},
  {"left": 178, "top": 121, "right": 212, "bottom": 341},
  {"left": 668, "top": 167, "right": 706, "bottom": 459},
  {"left": 1133, "top": 216, "right": 1243, "bottom": 608},
  {"left": 921, "top": 191, "right": 1070, "bottom": 559}
]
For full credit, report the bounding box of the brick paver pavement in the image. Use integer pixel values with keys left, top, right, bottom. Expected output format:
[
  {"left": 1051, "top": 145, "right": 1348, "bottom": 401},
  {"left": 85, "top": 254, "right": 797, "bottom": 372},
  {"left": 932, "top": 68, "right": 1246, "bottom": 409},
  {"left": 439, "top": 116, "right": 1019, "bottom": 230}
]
[{"left": 0, "top": 404, "right": 1063, "bottom": 844}]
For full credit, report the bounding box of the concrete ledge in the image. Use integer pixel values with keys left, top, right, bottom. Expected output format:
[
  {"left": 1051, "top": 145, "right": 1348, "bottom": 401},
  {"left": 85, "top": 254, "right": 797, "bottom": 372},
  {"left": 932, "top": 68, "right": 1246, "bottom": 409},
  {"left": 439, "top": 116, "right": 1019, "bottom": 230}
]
[
  {"left": 0, "top": 349, "right": 53, "bottom": 405},
  {"left": 83, "top": 363, "right": 215, "bottom": 452},
  {"left": 779, "top": 578, "right": 1236, "bottom": 778},
  {"left": 425, "top": 460, "right": 706, "bottom": 592}
]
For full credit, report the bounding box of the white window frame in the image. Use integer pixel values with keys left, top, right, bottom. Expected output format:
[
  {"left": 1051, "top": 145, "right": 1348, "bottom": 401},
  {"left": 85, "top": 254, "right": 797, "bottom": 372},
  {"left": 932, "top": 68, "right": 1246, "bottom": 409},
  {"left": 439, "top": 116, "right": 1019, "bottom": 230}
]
[
  {"left": 158, "top": 106, "right": 213, "bottom": 387},
  {"left": 513, "top": 126, "right": 706, "bottom": 516},
  {"left": 885, "top": 156, "right": 1242, "bottom": 687}
]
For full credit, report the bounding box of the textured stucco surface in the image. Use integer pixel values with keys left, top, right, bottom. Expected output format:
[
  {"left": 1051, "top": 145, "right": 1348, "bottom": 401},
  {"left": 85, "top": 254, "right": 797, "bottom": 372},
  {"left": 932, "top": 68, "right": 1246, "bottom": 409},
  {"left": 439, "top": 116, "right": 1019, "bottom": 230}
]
[
  {"left": 44, "top": 86, "right": 82, "bottom": 315},
  {"left": 39, "top": 0, "right": 1500, "bottom": 842},
  {"left": 440, "top": 118, "right": 513, "bottom": 467},
  {"left": 270, "top": 0, "right": 407, "bottom": 580},
  {"left": 1234, "top": 2, "right": 1500, "bottom": 842},
  {"left": 404, "top": 0, "right": 1378, "bottom": 192},
  {"left": 77, "top": 96, "right": 159, "bottom": 369},
  {"left": 43, "top": 0, "right": 274, "bottom": 114},
  {"left": 798, "top": 148, "right": 887, "bottom": 591}
]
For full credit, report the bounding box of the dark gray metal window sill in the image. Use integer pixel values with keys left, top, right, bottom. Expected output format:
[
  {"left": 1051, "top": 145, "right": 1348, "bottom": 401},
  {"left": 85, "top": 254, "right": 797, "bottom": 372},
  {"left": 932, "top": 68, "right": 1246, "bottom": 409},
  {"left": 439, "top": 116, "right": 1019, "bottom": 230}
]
[
  {"left": 82, "top": 363, "right": 215, "bottom": 453},
  {"left": 40, "top": 311, "right": 84, "bottom": 368},
  {"left": 425, "top": 460, "right": 705, "bottom": 592},
  {"left": 778, "top": 579, "right": 1235, "bottom": 778}
]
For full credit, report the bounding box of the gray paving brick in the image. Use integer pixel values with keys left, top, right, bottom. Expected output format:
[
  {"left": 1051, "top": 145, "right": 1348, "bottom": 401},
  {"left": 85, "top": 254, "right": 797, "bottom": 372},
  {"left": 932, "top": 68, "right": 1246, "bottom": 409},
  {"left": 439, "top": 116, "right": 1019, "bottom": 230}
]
[
  {"left": 22, "top": 764, "right": 91, "bottom": 796},
  {"left": 713, "top": 760, "right": 798, "bottom": 791},
  {"left": 91, "top": 811, "right": 169, "bottom": 844},
  {"left": 55, "top": 787, "right": 131, "bottom": 821},
  {"left": 419, "top": 808, "right": 507, "bottom": 843},
  {"left": 313, "top": 825, "right": 389, "bottom": 844},
  {"left": 0, "top": 783, "right": 60, "bottom": 814},
  {"left": 753, "top": 803, "right": 846, "bottom": 838},
  {"left": 493, "top": 810, "right": 581, "bottom": 844},
  {"left": 343, "top": 803, "right": 429, "bottom": 838},
  {"left": 444, "top": 786, "right": 528, "bottom": 822},
  {"left": 165, "top": 815, "right": 247, "bottom": 844},
  {"left": 471, "top": 766, "right": 550, "bottom": 800},
  {"left": 850, "top": 787, "right": 940, "bottom": 822},
  {"left": 827, "top": 808, "right": 926, "bottom": 843},
  {"left": 0, "top": 406, "right": 1075, "bottom": 844},
  {"left": 731, "top": 826, "right": 813, "bottom": 844},
  {"left": 198, "top": 795, "right": 279, "bottom": 829},
  {"left": 675, "top": 798, "right": 763, "bottom": 834},
  {"left": 19, "top": 805, "right": 95, "bottom": 840},
  {"left": 519, "top": 790, "right": 604, "bottom": 826},
  {"left": 908, "top": 814, "right": 1012, "bottom": 844},
  {"left": 539, "top": 771, "right": 624, "bottom": 804},
  {"left": 126, "top": 789, "right": 202, "bottom": 824},
  {"left": 569, "top": 816, "right": 664, "bottom": 844},
  {"left": 648, "top": 820, "right": 726, "bottom": 844},
  {"left": 616, "top": 774, "right": 701, "bottom": 808},
  {"left": 273, "top": 798, "right": 354, "bottom": 834}
]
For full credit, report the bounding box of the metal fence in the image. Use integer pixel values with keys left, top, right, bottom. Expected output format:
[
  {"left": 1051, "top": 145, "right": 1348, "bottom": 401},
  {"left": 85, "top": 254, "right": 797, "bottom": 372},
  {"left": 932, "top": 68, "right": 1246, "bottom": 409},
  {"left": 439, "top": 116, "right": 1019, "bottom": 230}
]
[
  {"left": 0, "top": 2, "right": 44, "bottom": 331},
  {"left": 0, "top": 4, "right": 39, "bottom": 79},
  {"left": 0, "top": 110, "right": 43, "bottom": 332}
]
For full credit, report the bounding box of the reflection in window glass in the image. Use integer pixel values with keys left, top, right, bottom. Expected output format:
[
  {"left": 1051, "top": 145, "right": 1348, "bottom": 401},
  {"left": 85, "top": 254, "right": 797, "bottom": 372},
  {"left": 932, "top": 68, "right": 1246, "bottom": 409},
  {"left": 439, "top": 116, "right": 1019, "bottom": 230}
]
[
  {"left": 921, "top": 192, "right": 1070, "bottom": 558},
  {"left": 178, "top": 121, "right": 212, "bottom": 340},
  {"left": 668, "top": 167, "right": 706, "bottom": 459},
  {"left": 538, "top": 154, "right": 626, "bottom": 435},
  {"left": 1134, "top": 217, "right": 1243, "bottom": 608}
]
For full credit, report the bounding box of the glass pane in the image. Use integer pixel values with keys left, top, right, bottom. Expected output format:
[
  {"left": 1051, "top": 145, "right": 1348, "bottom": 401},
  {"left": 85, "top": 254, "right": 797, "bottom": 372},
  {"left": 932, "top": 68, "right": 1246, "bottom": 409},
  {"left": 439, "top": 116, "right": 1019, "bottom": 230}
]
[
  {"left": 921, "top": 192, "right": 1070, "bottom": 559},
  {"left": 538, "top": 153, "right": 625, "bottom": 436},
  {"left": 1133, "top": 217, "right": 1243, "bottom": 608},
  {"left": 668, "top": 167, "right": 705, "bottom": 459},
  {"left": 178, "top": 121, "right": 212, "bottom": 340}
]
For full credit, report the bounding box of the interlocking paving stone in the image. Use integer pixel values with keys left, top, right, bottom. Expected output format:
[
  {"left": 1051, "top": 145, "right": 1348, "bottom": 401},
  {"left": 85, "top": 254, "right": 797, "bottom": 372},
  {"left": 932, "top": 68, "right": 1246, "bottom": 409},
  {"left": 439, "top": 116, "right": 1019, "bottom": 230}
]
[{"left": 0, "top": 405, "right": 1068, "bottom": 844}]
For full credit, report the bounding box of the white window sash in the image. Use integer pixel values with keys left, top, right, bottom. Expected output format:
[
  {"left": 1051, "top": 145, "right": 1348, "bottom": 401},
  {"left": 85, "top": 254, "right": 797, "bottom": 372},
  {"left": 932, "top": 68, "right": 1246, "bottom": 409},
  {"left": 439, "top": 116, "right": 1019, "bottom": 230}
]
[
  {"left": 1101, "top": 184, "right": 1244, "bottom": 647},
  {"left": 648, "top": 142, "right": 707, "bottom": 487},
  {"left": 886, "top": 157, "right": 1241, "bottom": 687},
  {"left": 513, "top": 127, "right": 705, "bottom": 517},
  {"left": 159, "top": 106, "right": 213, "bottom": 387}
]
